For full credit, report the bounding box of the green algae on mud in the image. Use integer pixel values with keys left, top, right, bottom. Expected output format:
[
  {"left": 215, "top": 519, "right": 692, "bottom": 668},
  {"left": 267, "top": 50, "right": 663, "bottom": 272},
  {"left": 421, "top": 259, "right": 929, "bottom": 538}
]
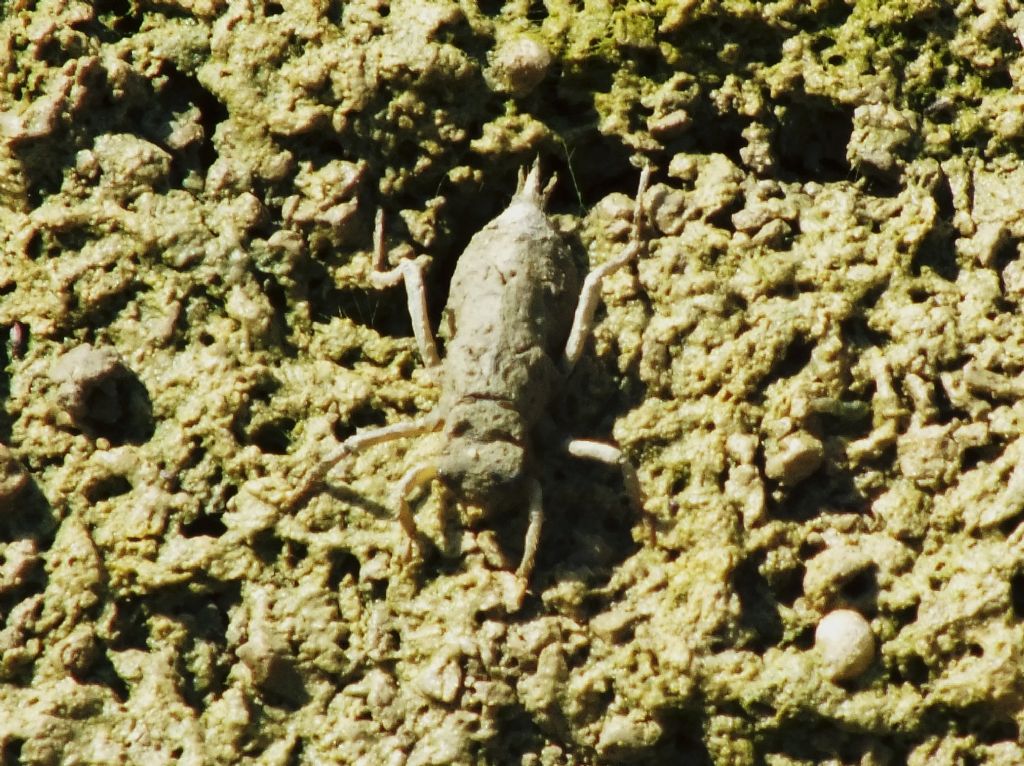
[{"left": 3, "top": 0, "right": 1024, "bottom": 763}]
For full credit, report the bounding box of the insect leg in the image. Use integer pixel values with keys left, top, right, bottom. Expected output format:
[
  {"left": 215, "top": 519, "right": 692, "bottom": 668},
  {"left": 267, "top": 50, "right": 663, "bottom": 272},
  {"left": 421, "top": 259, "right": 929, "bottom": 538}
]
[
  {"left": 562, "top": 165, "right": 651, "bottom": 372},
  {"left": 565, "top": 439, "right": 643, "bottom": 512},
  {"left": 565, "top": 438, "right": 650, "bottom": 540},
  {"left": 369, "top": 209, "right": 441, "bottom": 368},
  {"left": 394, "top": 460, "right": 439, "bottom": 559},
  {"left": 322, "top": 413, "right": 442, "bottom": 479},
  {"left": 288, "top": 414, "right": 442, "bottom": 509},
  {"left": 514, "top": 477, "right": 544, "bottom": 601},
  {"left": 343, "top": 413, "right": 442, "bottom": 455}
]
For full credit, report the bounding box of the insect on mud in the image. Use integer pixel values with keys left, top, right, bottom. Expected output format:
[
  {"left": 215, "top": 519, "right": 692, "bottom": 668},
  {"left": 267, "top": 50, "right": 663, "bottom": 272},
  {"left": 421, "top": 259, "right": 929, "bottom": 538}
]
[{"left": 309, "top": 160, "right": 650, "bottom": 603}]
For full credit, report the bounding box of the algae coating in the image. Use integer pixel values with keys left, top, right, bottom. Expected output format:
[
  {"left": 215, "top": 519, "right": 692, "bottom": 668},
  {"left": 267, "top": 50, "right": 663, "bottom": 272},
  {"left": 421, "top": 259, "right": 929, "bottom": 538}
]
[{"left": 3, "top": 0, "right": 1024, "bottom": 764}]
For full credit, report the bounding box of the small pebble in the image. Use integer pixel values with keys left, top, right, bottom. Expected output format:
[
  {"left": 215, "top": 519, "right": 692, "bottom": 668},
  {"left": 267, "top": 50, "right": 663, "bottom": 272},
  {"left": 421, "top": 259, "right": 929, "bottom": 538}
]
[
  {"left": 50, "top": 343, "right": 128, "bottom": 426},
  {"left": 765, "top": 431, "right": 824, "bottom": 486},
  {"left": 9, "top": 321, "right": 27, "bottom": 358},
  {"left": 59, "top": 626, "right": 99, "bottom": 677},
  {"left": 815, "top": 609, "right": 875, "bottom": 682},
  {"left": 486, "top": 37, "right": 551, "bottom": 97},
  {"left": 597, "top": 712, "right": 662, "bottom": 757},
  {"left": 415, "top": 651, "right": 462, "bottom": 704},
  {"left": 237, "top": 625, "right": 306, "bottom": 703}
]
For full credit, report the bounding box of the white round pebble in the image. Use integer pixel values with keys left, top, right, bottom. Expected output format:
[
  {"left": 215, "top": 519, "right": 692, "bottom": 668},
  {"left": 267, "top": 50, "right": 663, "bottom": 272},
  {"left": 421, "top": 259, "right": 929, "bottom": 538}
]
[
  {"left": 815, "top": 609, "right": 875, "bottom": 682},
  {"left": 486, "top": 37, "right": 552, "bottom": 96}
]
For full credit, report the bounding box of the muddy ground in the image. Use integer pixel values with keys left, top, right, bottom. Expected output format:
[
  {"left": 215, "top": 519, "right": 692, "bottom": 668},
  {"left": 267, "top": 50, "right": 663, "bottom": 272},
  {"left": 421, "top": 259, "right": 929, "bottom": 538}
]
[{"left": 3, "top": 0, "right": 1024, "bottom": 764}]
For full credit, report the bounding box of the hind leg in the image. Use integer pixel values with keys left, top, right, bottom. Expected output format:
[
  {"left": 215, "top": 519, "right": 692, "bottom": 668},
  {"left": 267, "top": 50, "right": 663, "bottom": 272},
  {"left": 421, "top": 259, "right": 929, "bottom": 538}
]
[
  {"left": 287, "top": 413, "right": 442, "bottom": 511},
  {"left": 510, "top": 478, "right": 544, "bottom": 608},
  {"left": 392, "top": 460, "right": 440, "bottom": 559},
  {"left": 565, "top": 438, "right": 651, "bottom": 542}
]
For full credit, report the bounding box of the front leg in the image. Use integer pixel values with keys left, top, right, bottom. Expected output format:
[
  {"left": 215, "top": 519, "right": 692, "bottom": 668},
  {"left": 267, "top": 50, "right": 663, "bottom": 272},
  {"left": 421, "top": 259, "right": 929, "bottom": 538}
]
[
  {"left": 562, "top": 165, "right": 651, "bottom": 372},
  {"left": 369, "top": 209, "right": 441, "bottom": 368}
]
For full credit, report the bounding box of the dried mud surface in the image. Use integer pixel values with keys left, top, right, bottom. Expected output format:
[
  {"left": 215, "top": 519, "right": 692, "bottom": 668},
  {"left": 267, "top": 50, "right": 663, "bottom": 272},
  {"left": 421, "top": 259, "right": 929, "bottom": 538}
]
[{"left": 4, "top": 1, "right": 1024, "bottom": 764}]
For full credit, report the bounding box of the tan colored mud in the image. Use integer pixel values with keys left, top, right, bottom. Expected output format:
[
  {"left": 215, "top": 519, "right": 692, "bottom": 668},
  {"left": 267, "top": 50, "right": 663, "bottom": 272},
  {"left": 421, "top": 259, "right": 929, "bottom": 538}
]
[{"left": 3, "top": 1, "right": 1024, "bottom": 763}]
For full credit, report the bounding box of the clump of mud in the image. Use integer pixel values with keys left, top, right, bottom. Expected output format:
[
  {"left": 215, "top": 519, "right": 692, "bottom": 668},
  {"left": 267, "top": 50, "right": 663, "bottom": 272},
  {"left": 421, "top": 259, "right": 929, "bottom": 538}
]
[{"left": 3, "top": 1, "right": 1024, "bottom": 764}]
